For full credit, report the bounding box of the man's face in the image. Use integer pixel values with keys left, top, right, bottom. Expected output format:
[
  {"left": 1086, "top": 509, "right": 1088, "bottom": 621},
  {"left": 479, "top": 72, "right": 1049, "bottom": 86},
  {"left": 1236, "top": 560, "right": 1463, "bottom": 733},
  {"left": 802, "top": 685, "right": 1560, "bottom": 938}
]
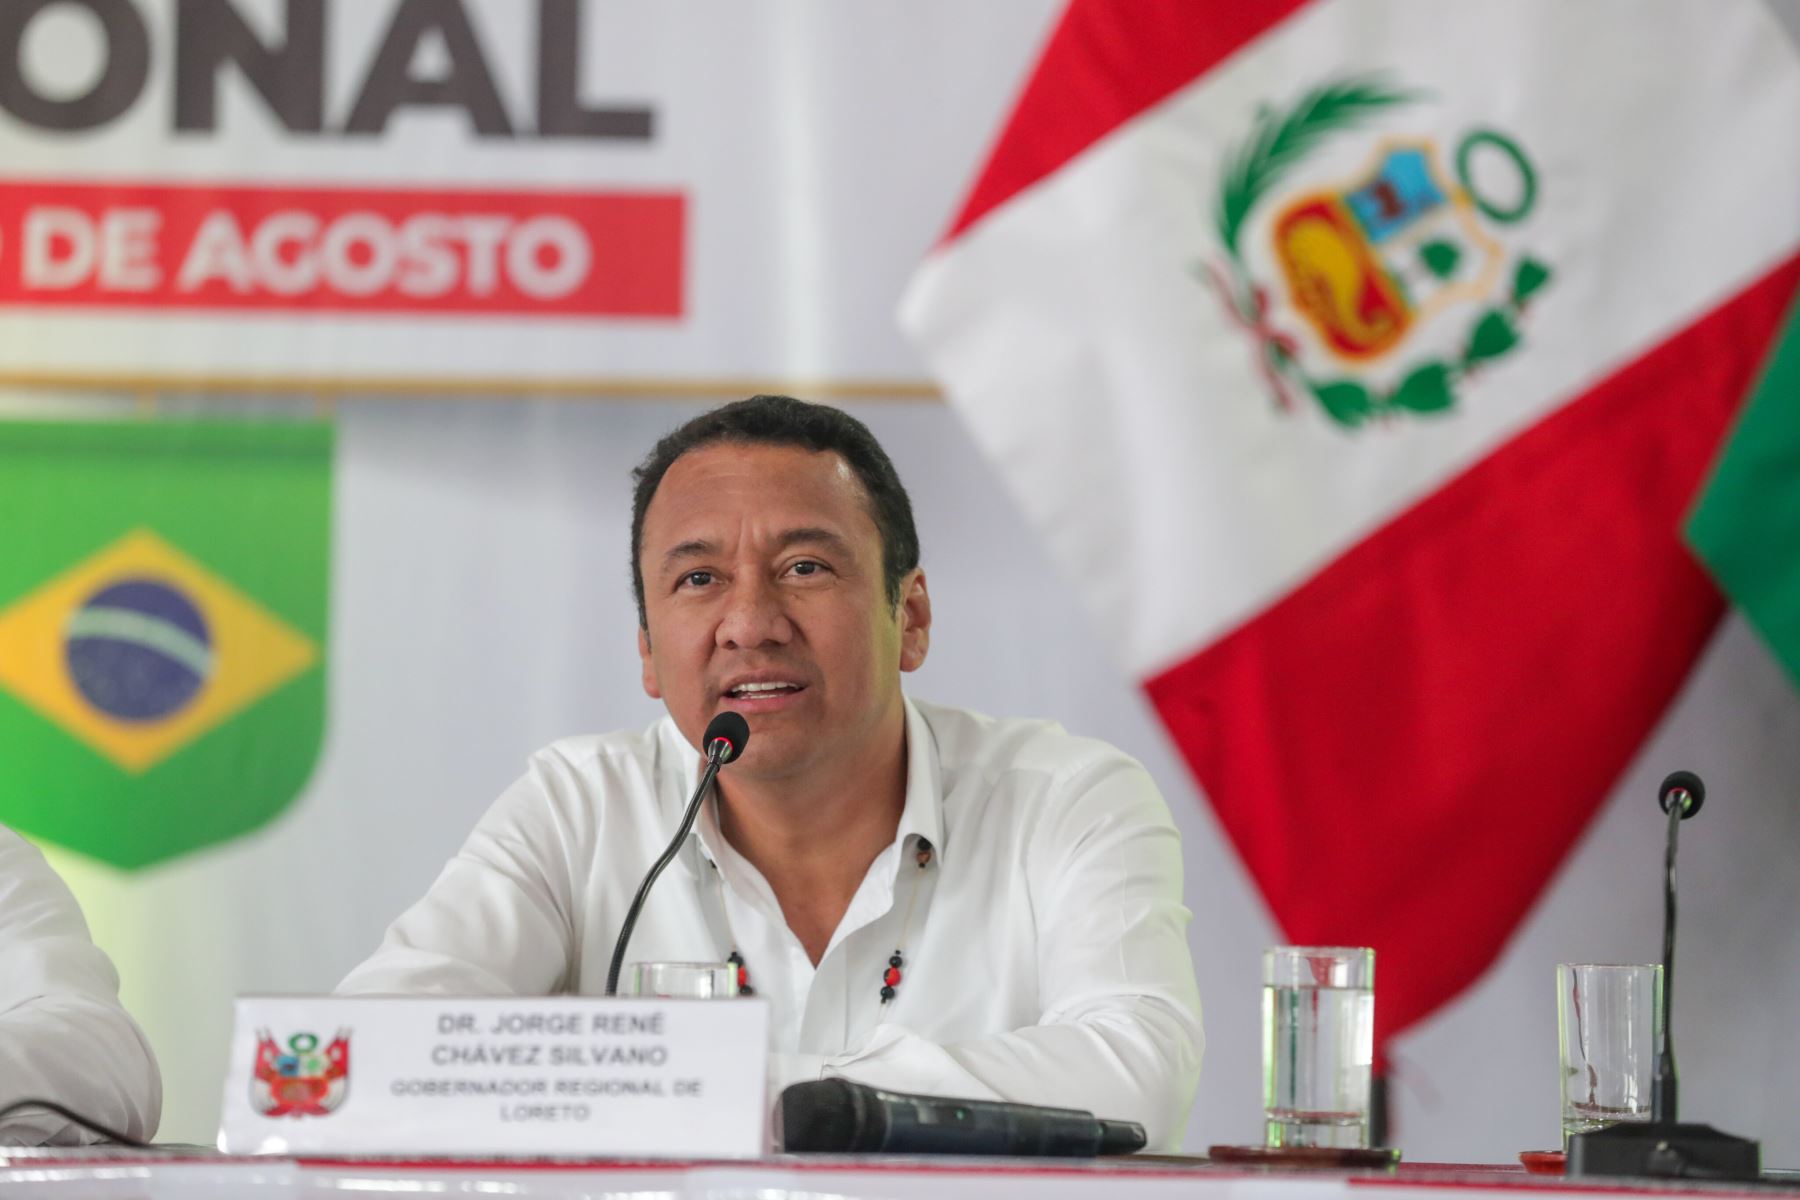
[{"left": 636, "top": 442, "right": 929, "bottom": 780}]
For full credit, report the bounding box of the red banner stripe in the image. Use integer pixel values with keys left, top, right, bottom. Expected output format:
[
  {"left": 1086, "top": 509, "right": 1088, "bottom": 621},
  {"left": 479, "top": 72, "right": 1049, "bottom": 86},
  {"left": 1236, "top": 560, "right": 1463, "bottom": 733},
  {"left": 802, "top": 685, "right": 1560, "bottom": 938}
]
[
  {"left": 0, "top": 181, "right": 683, "bottom": 318},
  {"left": 1145, "top": 255, "right": 1800, "bottom": 1049},
  {"left": 942, "top": 0, "right": 1313, "bottom": 244}
]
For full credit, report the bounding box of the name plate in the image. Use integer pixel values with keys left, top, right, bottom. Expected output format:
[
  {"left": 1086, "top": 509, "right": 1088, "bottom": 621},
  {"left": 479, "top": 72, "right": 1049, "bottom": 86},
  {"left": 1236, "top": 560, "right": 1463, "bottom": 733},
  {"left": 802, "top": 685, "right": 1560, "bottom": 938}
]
[{"left": 217, "top": 995, "right": 770, "bottom": 1157}]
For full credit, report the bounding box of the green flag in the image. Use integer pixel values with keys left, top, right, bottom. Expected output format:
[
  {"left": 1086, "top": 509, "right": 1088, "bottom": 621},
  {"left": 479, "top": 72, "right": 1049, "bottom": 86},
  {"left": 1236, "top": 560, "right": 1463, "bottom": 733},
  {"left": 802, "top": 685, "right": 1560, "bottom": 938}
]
[
  {"left": 1688, "top": 295, "right": 1800, "bottom": 692},
  {"left": 0, "top": 421, "right": 332, "bottom": 868}
]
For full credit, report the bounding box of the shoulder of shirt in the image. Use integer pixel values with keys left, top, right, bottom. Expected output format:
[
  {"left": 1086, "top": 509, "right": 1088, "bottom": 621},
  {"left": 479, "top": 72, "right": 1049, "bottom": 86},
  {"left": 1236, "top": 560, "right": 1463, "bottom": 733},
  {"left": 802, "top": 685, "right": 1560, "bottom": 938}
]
[
  {"left": 527, "top": 717, "right": 678, "bottom": 774},
  {"left": 910, "top": 695, "right": 1147, "bottom": 788},
  {"left": 490, "top": 717, "right": 688, "bottom": 824},
  {"left": 0, "top": 822, "right": 93, "bottom": 940},
  {"left": 0, "top": 823, "right": 49, "bottom": 899},
  {"left": 0, "top": 822, "right": 68, "bottom": 893}
]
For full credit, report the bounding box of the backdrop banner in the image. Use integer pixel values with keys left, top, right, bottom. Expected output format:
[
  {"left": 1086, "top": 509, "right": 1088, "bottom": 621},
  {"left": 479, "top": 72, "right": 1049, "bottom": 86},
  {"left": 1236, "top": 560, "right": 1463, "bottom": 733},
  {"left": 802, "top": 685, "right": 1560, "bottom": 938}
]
[{"left": 0, "top": 0, "right": 1040, "bottom": 387}]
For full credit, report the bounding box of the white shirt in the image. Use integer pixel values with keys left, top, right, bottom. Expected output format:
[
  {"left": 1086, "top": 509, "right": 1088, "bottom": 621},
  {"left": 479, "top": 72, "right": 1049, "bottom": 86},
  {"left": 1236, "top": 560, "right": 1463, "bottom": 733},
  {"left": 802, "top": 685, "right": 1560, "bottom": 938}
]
[
  {"left": 339, "top": 697, "right": 1204, "bottom": 1149},
  {"left": 0, "top": 824, "right": 162, "bottom": 1146}
]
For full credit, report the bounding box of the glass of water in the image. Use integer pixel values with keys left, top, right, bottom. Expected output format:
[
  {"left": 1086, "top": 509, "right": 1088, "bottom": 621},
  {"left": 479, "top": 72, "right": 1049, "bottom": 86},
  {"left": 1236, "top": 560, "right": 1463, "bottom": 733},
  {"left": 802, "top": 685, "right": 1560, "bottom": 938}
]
[
  {"left": 626, "top": 961, "right": 737, "bottom": 999},
  {"left": 1263, "top": 946, "right": 1375, "bottom": 1148},
  {"left": 1557, "top": 963, "right": 1661, "bottom": 1145}
]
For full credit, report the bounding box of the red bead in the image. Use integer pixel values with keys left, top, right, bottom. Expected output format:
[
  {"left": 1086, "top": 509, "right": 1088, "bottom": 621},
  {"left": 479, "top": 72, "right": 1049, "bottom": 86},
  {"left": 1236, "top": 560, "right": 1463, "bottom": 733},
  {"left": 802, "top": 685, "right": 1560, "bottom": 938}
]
[{"left": 883, "top": 966, "right": 901, "bottom": 987}]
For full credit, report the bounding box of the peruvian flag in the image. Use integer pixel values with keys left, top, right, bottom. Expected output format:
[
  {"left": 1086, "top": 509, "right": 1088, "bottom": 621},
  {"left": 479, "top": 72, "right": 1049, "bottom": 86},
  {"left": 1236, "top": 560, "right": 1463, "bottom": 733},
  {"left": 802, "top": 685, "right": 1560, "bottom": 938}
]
[{"left": 901, "top": 0, "right": 1800, "bottom": 1059}]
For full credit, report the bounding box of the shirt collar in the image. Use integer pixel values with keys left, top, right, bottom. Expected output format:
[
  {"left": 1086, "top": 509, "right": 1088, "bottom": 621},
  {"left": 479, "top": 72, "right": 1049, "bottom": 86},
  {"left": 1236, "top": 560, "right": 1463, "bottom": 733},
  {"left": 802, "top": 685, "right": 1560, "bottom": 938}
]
[{"left": 684, "top": 694, "right": 946, "bottom": 869}]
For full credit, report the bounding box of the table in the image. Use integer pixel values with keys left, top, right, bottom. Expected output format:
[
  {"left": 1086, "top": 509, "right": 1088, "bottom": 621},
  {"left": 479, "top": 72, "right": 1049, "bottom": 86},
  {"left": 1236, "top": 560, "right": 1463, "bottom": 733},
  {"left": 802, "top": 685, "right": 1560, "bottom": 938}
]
[{"left": 2, "top": 1153, "right": 1797, "bottom": 1199}]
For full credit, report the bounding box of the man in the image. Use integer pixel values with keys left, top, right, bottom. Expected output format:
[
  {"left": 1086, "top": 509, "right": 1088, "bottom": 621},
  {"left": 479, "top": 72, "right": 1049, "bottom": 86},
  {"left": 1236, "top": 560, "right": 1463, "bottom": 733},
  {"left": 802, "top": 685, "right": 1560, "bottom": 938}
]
[
  {"left": 0, "top": 823, "right": 162, "bottom": 1145},
  {"left": 340, "top": 395, "right": 1203, "bottom": 1147}
]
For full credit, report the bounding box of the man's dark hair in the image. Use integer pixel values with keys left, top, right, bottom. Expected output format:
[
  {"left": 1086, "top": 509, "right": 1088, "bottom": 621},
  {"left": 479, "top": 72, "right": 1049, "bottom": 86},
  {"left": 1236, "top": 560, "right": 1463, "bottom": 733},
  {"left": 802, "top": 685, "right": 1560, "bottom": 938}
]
[{"left": 630, "top": 395, "right": 921, "bottom": 628}]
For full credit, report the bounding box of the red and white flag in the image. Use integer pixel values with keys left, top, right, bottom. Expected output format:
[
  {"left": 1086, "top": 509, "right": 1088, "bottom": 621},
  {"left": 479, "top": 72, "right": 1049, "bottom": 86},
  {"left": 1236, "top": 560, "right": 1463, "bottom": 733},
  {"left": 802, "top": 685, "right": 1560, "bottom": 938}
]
[{"left": 901, "top": 0, "right": 1800, "bottom": 1053}]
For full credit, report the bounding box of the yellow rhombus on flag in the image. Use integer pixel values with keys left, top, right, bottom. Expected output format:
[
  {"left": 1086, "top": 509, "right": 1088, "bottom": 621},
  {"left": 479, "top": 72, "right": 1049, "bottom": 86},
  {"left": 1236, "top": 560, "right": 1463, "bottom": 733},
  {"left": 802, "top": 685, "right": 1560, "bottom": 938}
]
[{"left": 0, "top": 528, "right": 317, "bottom": 774}]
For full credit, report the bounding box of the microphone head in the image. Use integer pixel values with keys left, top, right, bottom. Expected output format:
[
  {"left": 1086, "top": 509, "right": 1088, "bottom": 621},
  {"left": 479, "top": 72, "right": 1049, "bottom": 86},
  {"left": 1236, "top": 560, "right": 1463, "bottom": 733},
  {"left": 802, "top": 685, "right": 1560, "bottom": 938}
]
[
  {"left": 704, "top": 710, "right": 751, "bottom": 764},
  {"left": 1658, "top": 769, "right": 1705, "bottom": 818},
  {"left": 779, "top": 1078, "right": 876, "bottom": 1152}
]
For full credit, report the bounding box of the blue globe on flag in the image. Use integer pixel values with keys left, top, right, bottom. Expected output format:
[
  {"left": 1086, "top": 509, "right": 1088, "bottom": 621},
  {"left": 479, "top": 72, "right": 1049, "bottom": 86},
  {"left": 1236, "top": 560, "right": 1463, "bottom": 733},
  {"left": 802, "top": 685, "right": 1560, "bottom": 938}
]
[{"left": 64, "top": 578, "right": 214, "bottom": 722}]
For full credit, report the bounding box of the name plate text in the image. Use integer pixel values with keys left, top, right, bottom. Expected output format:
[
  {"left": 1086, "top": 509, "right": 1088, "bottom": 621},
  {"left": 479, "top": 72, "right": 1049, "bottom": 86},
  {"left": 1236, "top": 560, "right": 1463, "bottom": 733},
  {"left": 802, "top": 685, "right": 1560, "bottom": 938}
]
[{"left": 217, "top": 995, "right": 770, "bottom": 1157}]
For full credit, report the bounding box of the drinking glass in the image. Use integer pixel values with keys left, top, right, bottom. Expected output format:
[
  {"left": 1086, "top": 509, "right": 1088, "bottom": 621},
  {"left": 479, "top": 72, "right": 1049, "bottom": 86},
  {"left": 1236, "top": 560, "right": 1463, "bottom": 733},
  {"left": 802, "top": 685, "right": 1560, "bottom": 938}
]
[
  {"left": 1263, "top": 946, "right": 1375, "bottom": 1148},
  {"left": 1557, "top": 963, "right": 1661, "bottom": 1145},
  {"left": 626, "top": 961, "right": 736, "bottom": 999}
]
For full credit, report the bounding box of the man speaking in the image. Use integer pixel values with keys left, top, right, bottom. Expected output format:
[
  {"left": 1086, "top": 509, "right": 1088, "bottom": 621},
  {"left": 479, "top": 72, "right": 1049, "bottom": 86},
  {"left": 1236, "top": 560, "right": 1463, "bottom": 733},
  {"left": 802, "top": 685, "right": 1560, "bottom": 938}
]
[{"left": 339, "top": 395, "right": 1203, "bottom": 1147}]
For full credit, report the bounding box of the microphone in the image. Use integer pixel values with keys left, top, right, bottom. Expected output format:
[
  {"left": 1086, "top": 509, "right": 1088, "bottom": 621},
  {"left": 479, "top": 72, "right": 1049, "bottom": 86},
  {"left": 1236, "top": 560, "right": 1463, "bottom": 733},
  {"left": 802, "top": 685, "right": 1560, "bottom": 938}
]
[
  {"left": 1568, "top": 770, "right": 1760, "bottom": 1181},
  {"left": 779, "top": 1078, "right": 1147, "bottom": 1157},
  {"left": 703, "top": 710, "right": 750, "bottom": 766},
  {"left": 603, "top": 711, "right": 751, "bottom": 996},
  {"left": 1659, "top": 769, "right": 1704, "bottom": 818}
]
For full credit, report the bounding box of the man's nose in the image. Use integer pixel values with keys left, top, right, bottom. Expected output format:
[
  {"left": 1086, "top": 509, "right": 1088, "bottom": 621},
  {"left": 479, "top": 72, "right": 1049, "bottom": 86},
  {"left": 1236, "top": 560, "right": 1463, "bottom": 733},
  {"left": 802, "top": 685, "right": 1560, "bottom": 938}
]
[{"left": 716, "top": 573, "right": 794, "bottom": 649}]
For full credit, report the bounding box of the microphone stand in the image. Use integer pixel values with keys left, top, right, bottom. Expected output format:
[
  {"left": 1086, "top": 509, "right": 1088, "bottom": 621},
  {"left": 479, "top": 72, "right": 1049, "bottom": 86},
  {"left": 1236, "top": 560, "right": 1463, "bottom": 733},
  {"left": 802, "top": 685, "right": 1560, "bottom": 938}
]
[
  {"left": 603, "top": 729, "right": 737, "bottom": 997},
  {"left": 1567, "top": 772, "right": 1760, "bottom": 1181},
  {"left": 1653, "top": 786, "right": 1681, "bottom": 1125}
]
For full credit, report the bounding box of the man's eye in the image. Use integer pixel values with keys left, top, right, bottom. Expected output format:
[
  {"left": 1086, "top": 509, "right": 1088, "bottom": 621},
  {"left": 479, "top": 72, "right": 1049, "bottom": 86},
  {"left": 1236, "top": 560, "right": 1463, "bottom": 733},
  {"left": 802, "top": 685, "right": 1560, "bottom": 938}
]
[
  {"left": 679, "top": 570, "right": 715, "bottom": 589},
  {"left": 788, "top": 560, "right": 826, "bottom": 578}
]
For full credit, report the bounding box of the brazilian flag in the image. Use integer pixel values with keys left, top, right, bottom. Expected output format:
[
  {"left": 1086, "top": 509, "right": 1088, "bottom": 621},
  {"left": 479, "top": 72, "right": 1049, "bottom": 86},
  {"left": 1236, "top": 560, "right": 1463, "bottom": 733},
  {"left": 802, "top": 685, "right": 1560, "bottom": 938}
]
[{"left": 0, "top": 421, "right": 331, "bottom": 869}]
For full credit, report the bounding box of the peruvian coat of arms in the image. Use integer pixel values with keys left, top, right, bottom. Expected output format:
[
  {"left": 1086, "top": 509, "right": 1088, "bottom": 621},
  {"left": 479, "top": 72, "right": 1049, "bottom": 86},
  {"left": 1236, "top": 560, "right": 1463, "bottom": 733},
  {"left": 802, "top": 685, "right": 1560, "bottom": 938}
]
[
  {"left": 1206, "top": 74, "right": 1552, "bottom": 428},
  {"left": 251, "top": 1028, "right": 350, "bottom": 1118}
]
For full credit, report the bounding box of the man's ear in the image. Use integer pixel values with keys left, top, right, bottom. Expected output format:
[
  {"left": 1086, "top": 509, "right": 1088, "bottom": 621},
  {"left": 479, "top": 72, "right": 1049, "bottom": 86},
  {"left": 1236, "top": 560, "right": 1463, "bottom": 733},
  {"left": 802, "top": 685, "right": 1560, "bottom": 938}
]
[
  {"left": 638, "top": 626, "right": 662, "bottom": 699},
  {"left": 897, "top": 568, "right": 931, "bottom": 673}
]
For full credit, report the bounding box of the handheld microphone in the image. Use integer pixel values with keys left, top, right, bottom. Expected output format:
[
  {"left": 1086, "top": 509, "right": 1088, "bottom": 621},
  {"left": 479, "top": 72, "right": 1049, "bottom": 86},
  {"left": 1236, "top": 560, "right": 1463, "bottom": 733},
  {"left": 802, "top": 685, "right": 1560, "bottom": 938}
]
[
  {"left": 603, "top": 711, "right": 750, "bottom": 996},
  {"left": 779, "top": 1078, "right": 1147, "bottom": 1157},
  {"left": 1568, "top": 770, "right": 1760, "bottom": 1181}
]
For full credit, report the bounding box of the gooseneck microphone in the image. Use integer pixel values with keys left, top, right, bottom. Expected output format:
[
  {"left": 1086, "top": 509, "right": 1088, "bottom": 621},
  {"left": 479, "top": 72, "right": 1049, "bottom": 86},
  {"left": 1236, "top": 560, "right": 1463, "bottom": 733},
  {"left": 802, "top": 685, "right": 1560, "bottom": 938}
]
[
  {"left": 604, "top": 711, "right": 749, "bottom": 997},
  {"left": 779, "top": 1078, "right": 1147, "bottom": 1157},
  {"left": 1568, "top": 770, "right": 1760, "bottom": 1181}
]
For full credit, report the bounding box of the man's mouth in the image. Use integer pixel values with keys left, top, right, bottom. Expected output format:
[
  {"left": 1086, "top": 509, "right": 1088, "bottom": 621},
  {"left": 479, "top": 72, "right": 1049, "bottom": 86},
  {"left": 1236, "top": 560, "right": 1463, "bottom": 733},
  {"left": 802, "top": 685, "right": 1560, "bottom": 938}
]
[{"left": 724, "top": 681, "right": 806, "bottom": 700}]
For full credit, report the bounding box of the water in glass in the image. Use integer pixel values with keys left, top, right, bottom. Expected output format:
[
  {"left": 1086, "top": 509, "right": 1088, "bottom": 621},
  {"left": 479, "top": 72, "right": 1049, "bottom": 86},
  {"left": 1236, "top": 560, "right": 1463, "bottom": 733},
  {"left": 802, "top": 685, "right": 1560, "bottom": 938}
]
[{"left": 1263, "top": 981, "right": 1375, "bottom": 1148}]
